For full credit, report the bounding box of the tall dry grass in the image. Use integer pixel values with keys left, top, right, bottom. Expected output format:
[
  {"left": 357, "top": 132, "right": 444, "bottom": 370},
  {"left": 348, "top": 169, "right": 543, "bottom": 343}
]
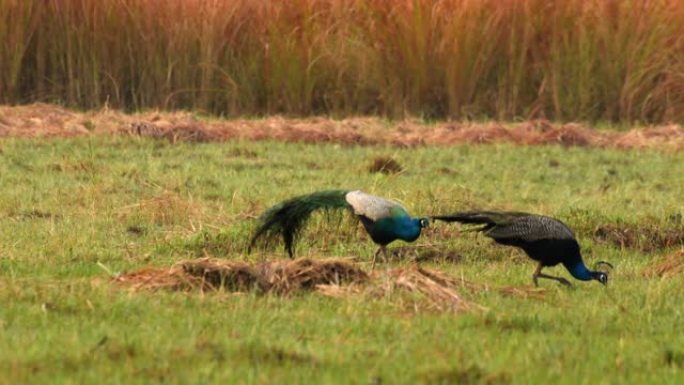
[{"left": 0, "top": 0, "right": 683, "bottom": 123}]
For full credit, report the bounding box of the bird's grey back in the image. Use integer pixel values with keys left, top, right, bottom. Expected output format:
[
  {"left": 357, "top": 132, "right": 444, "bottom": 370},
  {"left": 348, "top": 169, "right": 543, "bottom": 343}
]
[
  {"left": 344, "top": 190, "right": 403, "bottom": 221},
  {"left": 486, "top": 214, "right": 575, "bottom": 242}
]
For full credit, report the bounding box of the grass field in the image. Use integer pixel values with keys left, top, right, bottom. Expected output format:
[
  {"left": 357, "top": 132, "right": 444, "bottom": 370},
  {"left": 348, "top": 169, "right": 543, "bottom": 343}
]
[{"left": 1, "top": 134, "right": 683, "bottom": 384}]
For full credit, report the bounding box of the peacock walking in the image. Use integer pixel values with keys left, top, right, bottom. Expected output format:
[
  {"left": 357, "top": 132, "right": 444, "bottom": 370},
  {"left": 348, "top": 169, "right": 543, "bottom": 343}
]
[
  {"left": 432, "top": 211, "right": 612, "bottom": 287},
  {"left": 248, "top": 190, "right": 429, "bottom": 268}
]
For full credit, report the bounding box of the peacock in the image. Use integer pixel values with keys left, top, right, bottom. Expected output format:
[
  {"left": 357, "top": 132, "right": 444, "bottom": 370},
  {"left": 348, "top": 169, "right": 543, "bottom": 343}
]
[
  {"left": 248, "top": 190, "right": 429, "bottom": 268},
  {"left": 432, "top": 211, "right": 613, "bottom": 287}
]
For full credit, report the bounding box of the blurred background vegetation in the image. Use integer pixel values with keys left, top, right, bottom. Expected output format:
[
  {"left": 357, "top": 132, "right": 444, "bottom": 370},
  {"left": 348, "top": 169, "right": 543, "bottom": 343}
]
[{"left": 1, "top": 0, "right": 683, "bottom": 123}]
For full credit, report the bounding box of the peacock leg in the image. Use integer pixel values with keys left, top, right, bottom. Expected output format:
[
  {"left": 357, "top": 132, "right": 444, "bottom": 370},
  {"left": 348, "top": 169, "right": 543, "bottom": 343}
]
[
  {"left": 371, "top": 247, "right": 382, "bottom": 270},
  {"left": 532, "top": 263, "right": 572, "bottom": 287},
  {"left": 381, "top": 246, "right": 389, "bottom": 264},
  {"left": 532, "top": 264, "right": 540, "bottom": 286},
  {"left": 371, "top": 246, "right": 389, "bottom": 270}
]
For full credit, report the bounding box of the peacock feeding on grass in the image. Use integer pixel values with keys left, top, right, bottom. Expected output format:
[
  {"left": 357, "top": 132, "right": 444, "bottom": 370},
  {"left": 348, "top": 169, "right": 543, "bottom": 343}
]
[
  {"left": 432, "top": 211, "right": 613, "bottom": 287},
  {"left": 248, "top": 190, "right": 429, "bottom": 268}
]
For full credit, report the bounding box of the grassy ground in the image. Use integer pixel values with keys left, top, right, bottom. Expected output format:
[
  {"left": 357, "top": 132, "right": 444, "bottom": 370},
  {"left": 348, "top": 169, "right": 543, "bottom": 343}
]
[{"left": 0, "top": 136, "right": 683, "bottom": 384}]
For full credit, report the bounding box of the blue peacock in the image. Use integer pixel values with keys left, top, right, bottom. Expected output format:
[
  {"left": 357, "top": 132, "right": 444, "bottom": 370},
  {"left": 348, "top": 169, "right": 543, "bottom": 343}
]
[
  {"left": 248, "top": 190, "right": 429, "bottom": 267},
  {"left": 433, "top": 211, "right": 613, "bottom": 287}
]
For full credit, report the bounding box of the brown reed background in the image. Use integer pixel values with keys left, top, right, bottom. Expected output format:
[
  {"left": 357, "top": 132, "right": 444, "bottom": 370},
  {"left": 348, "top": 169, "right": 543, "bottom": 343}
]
[{"left": 1, "top": 0, "right": 683, "bottom": 123}]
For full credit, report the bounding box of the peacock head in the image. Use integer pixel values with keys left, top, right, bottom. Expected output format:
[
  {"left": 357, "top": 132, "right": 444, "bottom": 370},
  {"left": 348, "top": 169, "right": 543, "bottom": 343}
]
[
  {"left": 592, "top": 271, "right": 609, "bottom": 285},
  {"left": 418, "top": 218, "right": 430, "bottom": 228},
  {"left": 592, "top": 261, "right": 614, "bottom": 286}
]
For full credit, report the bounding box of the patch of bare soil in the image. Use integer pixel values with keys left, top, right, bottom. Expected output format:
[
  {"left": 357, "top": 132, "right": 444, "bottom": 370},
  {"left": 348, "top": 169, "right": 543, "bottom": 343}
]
[{"left": 2, "top": 104, "right": 683, "bottom": 151}]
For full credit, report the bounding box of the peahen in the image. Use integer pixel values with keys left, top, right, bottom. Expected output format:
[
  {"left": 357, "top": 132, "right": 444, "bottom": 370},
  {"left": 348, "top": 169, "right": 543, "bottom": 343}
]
[
  {"left": 432, "top": 211, "right": 613, "bottom": 287},
  {"left": 248, "top": 190, "right": 429, "bottom": 268}
]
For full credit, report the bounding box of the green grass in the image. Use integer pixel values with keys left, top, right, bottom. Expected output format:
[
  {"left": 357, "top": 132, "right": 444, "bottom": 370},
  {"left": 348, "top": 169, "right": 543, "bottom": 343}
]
[{"left": 0, "top": 136, "right": 683, "bottom": 384}]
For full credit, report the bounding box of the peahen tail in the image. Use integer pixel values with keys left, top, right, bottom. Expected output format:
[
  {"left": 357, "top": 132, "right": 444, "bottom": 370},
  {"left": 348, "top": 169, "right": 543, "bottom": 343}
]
[
  {"left": 432, "top": 211, "right": 527, "bottom": 229},
  {"left": 248, "top": 190, "right": 350, "bottom": 258}
]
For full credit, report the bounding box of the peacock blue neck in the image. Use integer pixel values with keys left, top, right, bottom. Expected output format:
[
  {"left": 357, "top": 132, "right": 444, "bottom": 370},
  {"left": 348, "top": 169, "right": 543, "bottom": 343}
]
[
  {"left": 564, "top": 261, "right": 593, "bottom": 281},
  {"left": 370, "top": 216, "right": 422, "bottom": 244},
  {"left": 402, "top": 218, "right": 423, "bottom": 241}
]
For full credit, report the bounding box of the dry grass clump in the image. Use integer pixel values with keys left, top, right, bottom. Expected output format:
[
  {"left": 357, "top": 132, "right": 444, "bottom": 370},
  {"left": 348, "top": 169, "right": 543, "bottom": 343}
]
[
  {"left": 593, "top": 223, "right": 684, "bottom": 252},
  {"left": 525, "top": 124, "right": 597, "bottom": 147},
  {"left": 112, "top": 267, "right": 205, "bottom": 292},
  {"left": 368, "top": 156, "right": 403, "bottom": 174},
  {"left": 262, "top": 258, "right": 370, "bottom": 295},
  {"left": 613, "top": 125, "right": 684, "bottom": 151},
  {"left": 114, "top": 258, "right": 547, "bottom": 313},
  {"left": 0, "top": 103, "right": 86, "bottom": 137},
  {"left": 2, "top": 104, "right": 684, "bottom": 151},
  {"left": 320, "top": 266, "right": 544, "bottom": 313},
  {"left": 126, "top": 121, "right": 218, "bottom": 143},
  {"left": 181, "top": 259, "right": 265, "bottom": 292},
  {"left": 642, "top": 249, "right": 684, "bottom": 278},
  {"left": 114, "top": 257, "right": 369, "bottom": 295},
  {"left": 372, "top": 267, "right": 479, "bottom": 313}
]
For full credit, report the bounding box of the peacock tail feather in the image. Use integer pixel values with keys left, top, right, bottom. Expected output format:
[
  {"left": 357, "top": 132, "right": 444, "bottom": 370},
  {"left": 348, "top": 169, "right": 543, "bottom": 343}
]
[{"left": 248, "top": 190, "right": 351, "bottom": 258}]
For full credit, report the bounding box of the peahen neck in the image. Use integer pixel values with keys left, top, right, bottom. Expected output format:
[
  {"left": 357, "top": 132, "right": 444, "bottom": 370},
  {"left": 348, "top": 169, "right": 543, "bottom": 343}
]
[{"left": 564, "top": 261, "right": 593, "bottom": 281}]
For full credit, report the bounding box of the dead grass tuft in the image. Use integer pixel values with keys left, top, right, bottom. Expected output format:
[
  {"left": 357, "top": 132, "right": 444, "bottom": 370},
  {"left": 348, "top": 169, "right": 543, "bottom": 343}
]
[
  {"left": 593, "top": 224, "right": 684, "bottom": 252},
  {"left": 526, "top": 124, "right": 596, "bottom": 147},
  {"left": 519, "top": 119, "right": 555, "bottom": 133},
  {"left": 368, "top": 156, "right": 403, "bottom": 174},
  {"left": 371, "top": 267, "right": 480, "bottom": 313},
  {"left": 2, "top": 105, "right": 684, "bottom": 151},
  {"left": 261, "top": 258, "right": 370, "bottom": 295},
  {"left": 126, "top": 121, "right": 217, "bottom": 143},
  {"left": 642, "top": 249, "right": 684, "bottom": 278},
  {"left": 614, "top": 125, "right": 684, "bottom": 150},
  {"left": 112, "top": 267, "right": 204, "bottom": 292},
  {"left": 114, "top": 257, "right": 368, "bottom": 295},
  {"left": 454, "top": 123, "right": 524, "bottom": 145},
  {"left": 114, "top": 258, "right": 546, "bottom": 312},
  {"left": 319, "top": 266, "right": 543, "bottom": 313},
  {"left": 321, "top": 266, "right": 545, "bottom": 313},
  {"left": 181, "top": 259, "right": 265, "bottom": 292}
]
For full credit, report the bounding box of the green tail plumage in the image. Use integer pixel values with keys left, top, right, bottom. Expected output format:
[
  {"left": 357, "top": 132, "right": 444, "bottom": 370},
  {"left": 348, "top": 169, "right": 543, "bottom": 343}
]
[{"left": 248, "top": 190, "right": 351, "bottom": 258}]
